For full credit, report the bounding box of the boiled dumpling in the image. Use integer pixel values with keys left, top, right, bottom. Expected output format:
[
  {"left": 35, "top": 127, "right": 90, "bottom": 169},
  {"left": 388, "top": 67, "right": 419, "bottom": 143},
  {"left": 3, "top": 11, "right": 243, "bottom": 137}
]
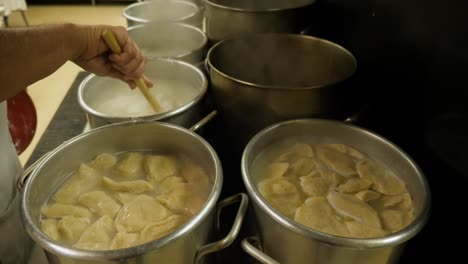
[
  {"left": 294, "top": 197, "right": 350, "bottom": 237},
  {"left": 54, "top": 164, "right": 101, "bottom": 204},
  {"left": 41, "top": 203, "right": 92, "bottom": 218},
  {"left": 57, "top": 216, "right": 90, "bottom": 243},
  {"left": 327, "top": 191, "right": 381, "bottom": 229},
  {"left": 102, "top": 177, "right": 153, "bottom": 194},
  {"left": 139, "top": 214, "right": 188, "bottom": 244},
  {"left": 345, "top": 220, "right": 388, "bottom": 238},
  {"left": 380, "top": 209, "right": 414, "bottom": 231},
  {"left": 41, "top": 219, "right": 60, "bottom": 241},
  {"left": 115, "top": 152, "right": 144, "bottom": 179},
  {"left": 78, "top": 191, "right": 121, "bottom": 218},
  {"left": 356, "top": 159, "right": 406, "bottom": 195},
  {"left": 74, "top": 216, "right": 116, "bottom": 250},
  {"left": 90, "top": 153, "right": 117, "bottom": 169},
  {"left": 287, "top": 158, "right": 319, "bottom": 177},
  {"left": 110, "top": 232, "right": 139, "bottom": 250},
  {"left": 156, "top": 182, "right": 189, "bottom": 213},
  {"left": 116, "top": 192, "right": 138, "bottom": 204},
  {"left": 325, "top": 144, "right": 365, "bottom": 160},
  {"left": 316, "top": 145, "right": 356, "bottom": 177},
  {"left": 265, "top": 162, "right": 290, "bottom": 179},
  {"left": 180, "top": 160, "right": 211, "bottom": 194},
  {"left": 277, "top": 143, "right": 313, "bottom": 162},
  {"left": 355, "top": 190, "right": 381, "bottom": 202},
  {"left": 115, "top": 195, "right": 172, "bottom": 233},
  {"left": 300, "top": 175, "right": 329, "bottom": 197},
  {"left": 312, "top": 169, "right": 345, "bottom": 187},
  {"left": 258, "top": 177, "right": 302, "bottom": 217},
  {"left": 337, "top": 178, "right": 372, "bottom": 193},
  {"left": 145, "top": 155, "right": 178, "bottom": 184}
]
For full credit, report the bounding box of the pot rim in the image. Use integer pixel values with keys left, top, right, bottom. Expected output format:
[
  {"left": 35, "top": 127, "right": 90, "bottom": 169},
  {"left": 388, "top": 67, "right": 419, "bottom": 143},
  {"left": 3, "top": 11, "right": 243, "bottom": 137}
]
[
  {"left": 127, "top": 22, "right": 207, "bottom": 60},
  {"left": 78, "top": 58, "right": 207, "bottom": 122},
  {"left": 206, "top": 34, "right": 357, "bottom": 90},
  {"left": 123, "top": 0, "right": 200, "bottom": 24},
  {"left": 241, "top": 118, "right": 431, "bottom": 249},
  {"left": 21, "top": 121, "right": 223, "bottom": 260},
  {"left": 205, "top": 0, "right": 315, "bottom": 13}
]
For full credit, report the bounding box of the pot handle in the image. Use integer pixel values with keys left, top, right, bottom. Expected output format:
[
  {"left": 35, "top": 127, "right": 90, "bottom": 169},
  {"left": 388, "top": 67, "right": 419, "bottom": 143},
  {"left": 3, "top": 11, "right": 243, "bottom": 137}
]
[
  {"left": 241, "top": 236, "right": 280, "bottom": 264},
  {"left": 17, "top": 151, "right": 52, "bottom": 192},
  {"left": 189, "top": 110, "right": 218, "bottom": 132},
  {"left": 194, "top": 193, "right": 249, "bottom": 263}
]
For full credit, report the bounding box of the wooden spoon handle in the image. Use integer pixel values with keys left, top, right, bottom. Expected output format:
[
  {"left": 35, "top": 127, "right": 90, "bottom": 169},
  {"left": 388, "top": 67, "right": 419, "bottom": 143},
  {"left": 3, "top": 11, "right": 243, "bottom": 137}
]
[{"left": 102, "top": 30, "right": 162, "bottom": 113}]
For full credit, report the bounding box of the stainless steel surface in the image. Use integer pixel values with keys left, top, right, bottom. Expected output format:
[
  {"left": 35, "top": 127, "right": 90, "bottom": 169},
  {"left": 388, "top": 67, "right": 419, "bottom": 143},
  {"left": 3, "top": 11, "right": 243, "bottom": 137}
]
[
  {"left": 123, "top": 0, "right": 203, "bottom": 28},
  {"left": 241, "top": 237, "right": 279, "bottom": 264},
  {"left": 128, "top": 22, "right": 207, "bottom": 64},
  {"left": 195, "top": 193, "right": 248, "bottom": 263},
  {"left": 206, "top": 34, "right": 357, "bottom": 148},
  {"left": 78, "top": 58, "right": 207, "bottom": 129},
  {"left": 241, "top": 119, "right": 431, "bottom": 264},
  {"left": 17, "top": 151, "right": 51, "bottom": 192},
  {"left": 204, "top": 0, "right": 315, "bottom": 42},
  {"left": 20, "top": 121, "right": 230, "bottom": 263}
]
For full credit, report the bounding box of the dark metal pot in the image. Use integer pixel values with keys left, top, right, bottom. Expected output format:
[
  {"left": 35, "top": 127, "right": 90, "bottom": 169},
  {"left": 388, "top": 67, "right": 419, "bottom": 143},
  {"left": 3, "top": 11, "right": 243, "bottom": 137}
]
[
  {"left": 204, "top": 0, "right": 316, "bottom": 43},
  {"left": 206, "top": 34, "right": 357, "bottom": 148}
]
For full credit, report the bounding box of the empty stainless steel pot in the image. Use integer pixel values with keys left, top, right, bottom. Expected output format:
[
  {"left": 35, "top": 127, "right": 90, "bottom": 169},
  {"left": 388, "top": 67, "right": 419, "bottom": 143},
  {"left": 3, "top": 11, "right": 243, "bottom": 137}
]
[
  {"left": 204, "top": 0, "right": 315, "bottom": 42},
  {"left": 206, "top": 34, "right": 357, "bottom": 148},
  {"left": 21, "top": 121, "right": 248, "bottom": 263},
  {"left": 128, "top": 22, "right": 207, "bottom": 64},
  {"left": 78, "top": 58, "right": 207, "bottom": 129},
  {"left": 241, "top": 119, "right": 430, "bottom": 264},
  {"left": 123, "top": 0, "right": 203, "bottom": 28}
]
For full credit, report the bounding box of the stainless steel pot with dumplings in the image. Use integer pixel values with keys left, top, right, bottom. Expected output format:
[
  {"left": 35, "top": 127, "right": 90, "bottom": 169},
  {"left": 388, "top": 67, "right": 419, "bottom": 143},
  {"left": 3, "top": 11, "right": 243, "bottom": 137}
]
[
  {"left": 241, "top": 119, "right": 430, "bottom": 264},
  {"left": 21, "top": 121, "right": 248, "bottom": 264}
]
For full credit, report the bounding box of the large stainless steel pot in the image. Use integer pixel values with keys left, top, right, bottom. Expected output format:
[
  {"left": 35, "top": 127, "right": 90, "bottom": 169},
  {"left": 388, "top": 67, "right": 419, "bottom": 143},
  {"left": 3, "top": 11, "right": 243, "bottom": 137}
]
[
  {"left": 206, "top": 34, "right": 357, "bottom": 149},
  {"left": 123, "top": 0, "right": 203, "bottom": 28},
  {"left": 128, "top": 22, "right": 207, "bottom": 65},
  {"left": 21, "top": 121, "right": 248, "bottom": 264},
  {"left": 78, "top": 58, "right": 207, "bottom": 129},
  {"left": 204, "top": 0, "right": 315, "bottom": 42},
  {"left": 241, "top": 119, "right": 431, "bottom": 264}
]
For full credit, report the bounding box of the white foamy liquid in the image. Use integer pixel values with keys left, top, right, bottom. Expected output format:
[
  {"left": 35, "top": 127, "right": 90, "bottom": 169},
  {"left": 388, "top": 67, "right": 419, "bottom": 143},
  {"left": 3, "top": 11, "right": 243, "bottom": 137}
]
[
  {"left": 142, "top": 47, "right": 189, "bottom": 58},
  {"left": 90, "top": 79, "right": 198, "bottom": 117}
]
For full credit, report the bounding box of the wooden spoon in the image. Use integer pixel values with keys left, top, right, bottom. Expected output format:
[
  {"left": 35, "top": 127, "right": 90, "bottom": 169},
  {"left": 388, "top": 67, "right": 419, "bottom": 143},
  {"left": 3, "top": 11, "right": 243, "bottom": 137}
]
[{"left": 101, "top": 30, "right": 162, "bottom": 113}]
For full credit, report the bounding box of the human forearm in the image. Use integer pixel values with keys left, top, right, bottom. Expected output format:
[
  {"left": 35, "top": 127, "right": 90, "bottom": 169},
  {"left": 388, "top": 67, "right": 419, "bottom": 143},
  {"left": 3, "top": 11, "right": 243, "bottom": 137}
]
[{"left": 0, "top": 24, "right": 83, "bottom": 102}]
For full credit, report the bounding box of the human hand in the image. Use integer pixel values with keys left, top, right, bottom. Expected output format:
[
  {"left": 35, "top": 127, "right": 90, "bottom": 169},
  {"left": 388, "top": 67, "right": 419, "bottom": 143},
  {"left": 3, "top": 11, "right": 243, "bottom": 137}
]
[{"left": 72, "top": 25, "right": 153, "bottom": 89}]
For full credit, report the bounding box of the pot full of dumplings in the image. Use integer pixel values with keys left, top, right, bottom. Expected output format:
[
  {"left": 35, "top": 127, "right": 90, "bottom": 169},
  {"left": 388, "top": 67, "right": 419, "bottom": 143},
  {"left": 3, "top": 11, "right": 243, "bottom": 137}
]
[
  {"left": 78, "top": 58, "right": 207, "bottom": 129},
  {"left": 20, "top": 121, "right": 248, "bottom": 263},
  {"left": 241, "top": 119, "right": 430, "bottom": 264}
]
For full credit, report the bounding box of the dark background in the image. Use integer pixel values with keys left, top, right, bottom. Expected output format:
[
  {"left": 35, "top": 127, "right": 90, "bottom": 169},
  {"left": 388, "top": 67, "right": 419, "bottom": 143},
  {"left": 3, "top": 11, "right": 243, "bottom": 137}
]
[{"left": 305, "top": 0, "right": 468, "bottom": 262}]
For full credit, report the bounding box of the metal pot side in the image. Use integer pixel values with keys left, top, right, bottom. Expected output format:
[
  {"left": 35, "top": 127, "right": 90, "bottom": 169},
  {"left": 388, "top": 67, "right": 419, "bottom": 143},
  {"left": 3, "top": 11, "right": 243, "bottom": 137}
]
[
  {"left": 206, "top": 34, "right": 357, "bottom": 148},
  {"left": 241, "top": 119, "right": 431, "bottom": 264},
  {"left": 123, "top": 0, "right": 203, "bottom": 28},
  {"left": 21, "top": 121, "right": 223, "bottom": 263},
  {"left": 128, "top": 22, "right": 207, "bottom": 64},
  {"left": 78, "top": 59, "right": 208, "bottom": 129},
  {"left": 204, "top": 0, "right": 315, "bottom": 42}
]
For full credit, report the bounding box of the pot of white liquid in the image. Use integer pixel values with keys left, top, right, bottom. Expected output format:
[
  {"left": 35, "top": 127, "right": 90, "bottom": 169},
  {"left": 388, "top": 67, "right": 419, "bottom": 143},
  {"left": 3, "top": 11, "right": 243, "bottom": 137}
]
[
  {"left": 78, "top": 58, "right": 207, "bottom": 129},
  {"left": 128, "top": 22, "right": 207, "bottom": 65},
  {"left": 21, "top": 121, "right": 248, "bottom": 263}
]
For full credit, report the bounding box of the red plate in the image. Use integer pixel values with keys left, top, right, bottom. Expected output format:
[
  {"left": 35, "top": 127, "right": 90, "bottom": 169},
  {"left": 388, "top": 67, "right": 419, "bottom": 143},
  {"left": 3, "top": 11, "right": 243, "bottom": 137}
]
[{"left": 7, "top": 90, "right": 37, "bottom": 155}]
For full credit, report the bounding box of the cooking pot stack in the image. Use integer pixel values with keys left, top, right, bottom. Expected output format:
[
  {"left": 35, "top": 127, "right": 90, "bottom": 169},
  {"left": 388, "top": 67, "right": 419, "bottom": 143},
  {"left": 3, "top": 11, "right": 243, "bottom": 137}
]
[{"left": 19, "top": 1, "right": 430, "bottom": 264}]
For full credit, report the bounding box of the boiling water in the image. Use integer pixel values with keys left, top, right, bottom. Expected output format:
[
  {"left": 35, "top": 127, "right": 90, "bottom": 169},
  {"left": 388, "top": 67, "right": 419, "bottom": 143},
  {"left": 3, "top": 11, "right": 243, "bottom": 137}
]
[{"left": 89, "top": 78, "right": 198, "bottom": 117}]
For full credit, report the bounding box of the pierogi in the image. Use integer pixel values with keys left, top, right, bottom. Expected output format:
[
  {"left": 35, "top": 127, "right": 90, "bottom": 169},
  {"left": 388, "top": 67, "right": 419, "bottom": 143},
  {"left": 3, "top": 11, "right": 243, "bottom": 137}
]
[
  {"left": 40, "top": 152, "right": 212, "bottom": 250},
  {"left": 254, "top": 143, "right": 415, "bottom": 238}
]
